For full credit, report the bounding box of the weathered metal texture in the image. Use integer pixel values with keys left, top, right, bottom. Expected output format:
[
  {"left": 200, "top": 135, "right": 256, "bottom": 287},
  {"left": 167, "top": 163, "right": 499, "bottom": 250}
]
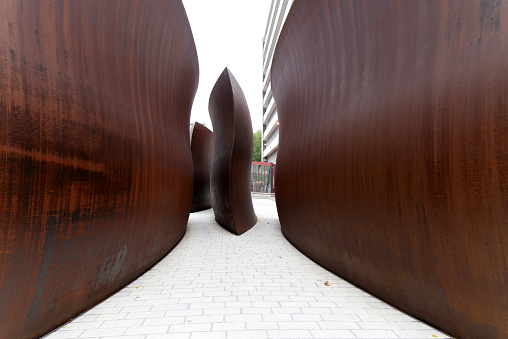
[
  {"left": 0, "top": 1, "right": 198, "bottom": 338},
  {"left": 190, "top": 122, "right": 214, "bottom": 212},
  {"left": 271, "top": 1, "right": 508, "bottom": 338},
  {"left": 208, "top": 68, "right": 257, "bottom": 235}
]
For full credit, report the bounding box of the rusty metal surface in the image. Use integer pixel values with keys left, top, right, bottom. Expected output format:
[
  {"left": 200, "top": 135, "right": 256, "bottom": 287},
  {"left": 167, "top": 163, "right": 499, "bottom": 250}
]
[
  {"left": 271, "top": 1, "right": 508, "bottom": 338},
  {"left": 0, "top": 1, "right": 198, "bottom": 338},
  {"left": 208, "top": 68, "right": 257, "bottom": 235},
  {"left": 190, "top": 122, "right": 213, "bottom": 212}
]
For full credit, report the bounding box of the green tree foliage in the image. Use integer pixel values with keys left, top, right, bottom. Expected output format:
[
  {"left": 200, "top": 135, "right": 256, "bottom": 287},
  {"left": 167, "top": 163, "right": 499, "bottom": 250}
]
[{"left": 253, "top": 129, "right": 262, "bottom": 162}]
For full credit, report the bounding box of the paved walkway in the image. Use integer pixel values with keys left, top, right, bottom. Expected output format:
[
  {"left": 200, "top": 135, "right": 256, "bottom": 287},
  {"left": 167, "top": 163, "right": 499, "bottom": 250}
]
[{"left": 46, "top": 197, "right": 450, "bottom": 339}]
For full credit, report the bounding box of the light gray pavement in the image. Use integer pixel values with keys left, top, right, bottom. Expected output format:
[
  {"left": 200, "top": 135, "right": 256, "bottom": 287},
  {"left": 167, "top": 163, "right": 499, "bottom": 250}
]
[{"left": 45, "top": 197, "right": 451, "bottom": 339}]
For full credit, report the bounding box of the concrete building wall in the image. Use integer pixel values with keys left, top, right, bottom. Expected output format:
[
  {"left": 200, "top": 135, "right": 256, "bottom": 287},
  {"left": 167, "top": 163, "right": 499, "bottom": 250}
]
[{"left": 261, "top": 0, "right": 293, "bottom": 163}]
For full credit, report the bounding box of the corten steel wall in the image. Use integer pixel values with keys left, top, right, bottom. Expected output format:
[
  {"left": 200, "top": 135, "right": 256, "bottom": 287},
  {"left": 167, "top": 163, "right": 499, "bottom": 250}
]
[
  {"left": 271, "top": 1, "right": 508, "bottom": 338},
  {"left": 209, "top": 68, "right": 257, "bottom": 235},
  {"left": 0, "top": 1, "right": 198, "bottom": 338},
  {"left": 190, "top": 122, "right": 214, "bottom": 212}
]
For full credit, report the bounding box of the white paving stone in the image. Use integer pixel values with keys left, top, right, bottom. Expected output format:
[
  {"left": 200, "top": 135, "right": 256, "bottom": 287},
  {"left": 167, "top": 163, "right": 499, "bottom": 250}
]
[
  {"left": 353, "top": 329, "right": 399, "bottom": 338},
  {"left": 44, "top": 330, "right": 84, "bottom": 339},
  {"left": 311, "top": 329, "right": 356, "bottom": 338},
  {"left": 45, "top": 197, "right": 450, "bottom": 339}
]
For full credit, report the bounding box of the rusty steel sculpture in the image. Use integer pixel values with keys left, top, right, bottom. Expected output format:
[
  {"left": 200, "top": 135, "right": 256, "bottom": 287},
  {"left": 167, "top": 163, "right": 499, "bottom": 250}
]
[
  {"left": 190, "top": 122, "right": 214, "bottom": 212},
  {"left": 0, "top": 1, "right": 198, "bottom": 338},
  {"left": 208, "top": 68, "right": 257, "bottom": 235},
  {"left": 271, "top": 1, "right": 508, "bottom": 338}
]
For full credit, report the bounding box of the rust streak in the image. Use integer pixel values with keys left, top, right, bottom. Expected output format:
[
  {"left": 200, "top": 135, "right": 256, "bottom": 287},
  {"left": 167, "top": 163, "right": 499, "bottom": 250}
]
[{"left": 0, "top": 145, "right": 106, "bottom": 173}]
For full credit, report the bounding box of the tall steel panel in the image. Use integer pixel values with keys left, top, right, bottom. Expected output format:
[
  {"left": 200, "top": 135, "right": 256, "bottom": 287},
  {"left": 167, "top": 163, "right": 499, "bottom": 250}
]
[
  {"left": 271, "top": 1, "right": 508, "bottom": 338},
  {"left": 190, "top": 122, "right": 214, "bottom": 212},
  {"left": 209, "top": 68, "right": 257, "bottom": 235},
  {"left": 0, "top": 1, "right": 198, "bottom": 338}
]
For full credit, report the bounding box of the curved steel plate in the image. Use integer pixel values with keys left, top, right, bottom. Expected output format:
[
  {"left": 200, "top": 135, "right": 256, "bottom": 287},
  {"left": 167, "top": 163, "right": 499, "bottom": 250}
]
[
  {"left": 208, "top": 68, "right": 257, "bottom": 235},
  {"left": 0, "top": 1, "right": 198, "bottom": 338},
  {"left": 271, "top": 1, "right": 508, "bottom": 338},
  {"left": 190, "top": 122, "right": 213, "bottom": 212}
]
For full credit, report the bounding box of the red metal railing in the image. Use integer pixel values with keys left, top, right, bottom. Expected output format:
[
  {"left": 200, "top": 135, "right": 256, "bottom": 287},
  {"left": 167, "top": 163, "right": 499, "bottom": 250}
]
[{"left": 251, "top": 162, "right": 276, "bottom": 193}]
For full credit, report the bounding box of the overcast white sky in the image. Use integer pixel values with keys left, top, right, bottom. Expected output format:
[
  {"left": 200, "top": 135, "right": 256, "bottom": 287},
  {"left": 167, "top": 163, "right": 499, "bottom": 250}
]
[{"left": 182, "top": 0, "right": 272, "bottom": 133}]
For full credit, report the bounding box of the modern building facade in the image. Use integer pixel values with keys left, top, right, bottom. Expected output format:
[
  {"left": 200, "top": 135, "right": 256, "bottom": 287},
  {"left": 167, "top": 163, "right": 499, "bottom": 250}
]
[{"left": 261, "top": 0, "right": 293, "bottom": 163}]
